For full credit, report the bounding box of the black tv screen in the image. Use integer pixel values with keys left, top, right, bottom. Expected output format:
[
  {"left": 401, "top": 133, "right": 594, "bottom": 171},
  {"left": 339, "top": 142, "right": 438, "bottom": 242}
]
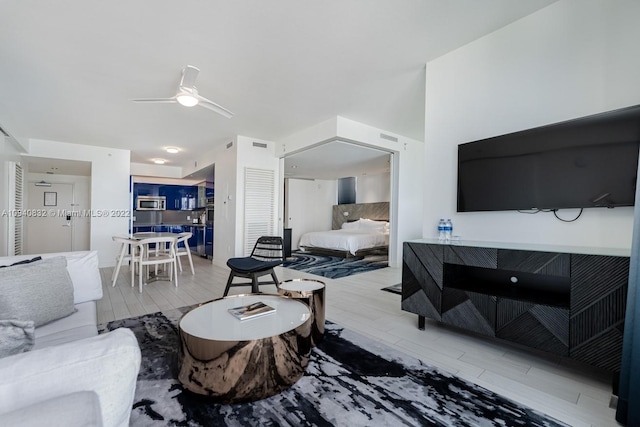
[{"left": 457, "top": 105, "right": 640, "bottom": 212}]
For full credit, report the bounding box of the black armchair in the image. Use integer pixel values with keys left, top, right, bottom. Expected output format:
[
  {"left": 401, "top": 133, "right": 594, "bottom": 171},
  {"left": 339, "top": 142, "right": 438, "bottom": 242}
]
[{"left": 223, "top": 236, "right": 284, "bottom": 296}]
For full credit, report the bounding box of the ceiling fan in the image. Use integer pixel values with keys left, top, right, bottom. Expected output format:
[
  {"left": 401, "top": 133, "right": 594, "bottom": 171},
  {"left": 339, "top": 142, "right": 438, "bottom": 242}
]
[{"left": 131, "top": 65, "right": 234, "bottom": 118}]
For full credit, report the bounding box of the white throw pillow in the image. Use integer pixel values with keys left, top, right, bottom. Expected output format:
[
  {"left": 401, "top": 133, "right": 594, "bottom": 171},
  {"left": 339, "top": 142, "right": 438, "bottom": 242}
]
[
  {"left": 64, "top": 251, "right": 103, "bottom": 304},
  {"left": 341, "top": 220, "right": 361, "bottom": 230},
  {"left": 358, "top": 218, "right": 388, "bottom": 232}
]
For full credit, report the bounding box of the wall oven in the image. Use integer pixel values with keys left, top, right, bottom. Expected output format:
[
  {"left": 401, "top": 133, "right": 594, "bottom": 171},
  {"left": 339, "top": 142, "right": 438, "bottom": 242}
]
[{"left": 136, "top": 196, "right": 166, "bottom": 211}]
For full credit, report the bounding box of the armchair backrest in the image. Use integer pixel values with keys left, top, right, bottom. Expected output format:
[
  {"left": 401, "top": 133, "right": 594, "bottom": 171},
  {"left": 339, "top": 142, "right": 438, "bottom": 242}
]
[{"left": 250, "top": 236, "right": 284, "bottom": 263}]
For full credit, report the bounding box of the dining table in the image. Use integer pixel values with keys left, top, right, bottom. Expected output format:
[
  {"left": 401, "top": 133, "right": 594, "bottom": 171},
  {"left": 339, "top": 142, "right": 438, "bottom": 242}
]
[
  {"left": 113, "top": 232, "right": 181, "bottom": 286},
  {"left": 134, "top": 232, "right": 180, "bottom": 283}
]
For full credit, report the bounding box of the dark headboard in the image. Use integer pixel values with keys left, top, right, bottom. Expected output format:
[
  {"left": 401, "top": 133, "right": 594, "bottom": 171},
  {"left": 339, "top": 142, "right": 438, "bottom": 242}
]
[{"left": 332, "top": 202, "right": 390, "bottom": 230}]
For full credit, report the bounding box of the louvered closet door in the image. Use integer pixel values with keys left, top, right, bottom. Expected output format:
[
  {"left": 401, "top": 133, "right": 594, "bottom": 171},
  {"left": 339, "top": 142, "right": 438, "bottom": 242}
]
[
  {"left": 244, "top": 168, "right": 275, "bottom": 256},
  {"left": 6, "top": 161, "right": 23, "bottom": 255}
]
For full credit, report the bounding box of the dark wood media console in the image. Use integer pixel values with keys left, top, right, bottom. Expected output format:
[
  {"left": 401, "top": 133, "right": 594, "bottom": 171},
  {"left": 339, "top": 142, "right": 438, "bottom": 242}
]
[{"left": 401, "top": 239, "right": 630, "bottom": 372}]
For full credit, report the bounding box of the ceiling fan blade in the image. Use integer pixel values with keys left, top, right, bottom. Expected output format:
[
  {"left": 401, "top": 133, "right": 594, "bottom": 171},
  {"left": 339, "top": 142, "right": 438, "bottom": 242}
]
[
  {"left": 180, "top": 65, "right": 200, "bottom": 89},
  {"left": 131, "top": 97, "right": 177, "bottom": 103},
  {"left": 197, "top": 95, "right": 234, "bottom": 118}
]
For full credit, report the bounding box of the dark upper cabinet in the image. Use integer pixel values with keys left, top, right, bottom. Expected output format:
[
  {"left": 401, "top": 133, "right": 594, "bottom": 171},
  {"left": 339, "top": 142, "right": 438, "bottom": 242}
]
[
  {"left": 133, "top": 183, "right": 199, "bottom": 211},
  {"left": 159, "top": 185, "right": 198, "bottom": 210},
  {"left": 133, "top": 183, "right": 159, "bottom": 208}
]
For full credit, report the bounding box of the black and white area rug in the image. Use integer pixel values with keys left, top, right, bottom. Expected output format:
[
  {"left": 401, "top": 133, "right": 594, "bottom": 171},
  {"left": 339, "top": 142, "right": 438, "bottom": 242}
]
[
  {"left": 282, "top": 251, "right": 388, "bottom": 279},
  {"left": 101, "top": 307, "right": 568, "bottom": 427}
]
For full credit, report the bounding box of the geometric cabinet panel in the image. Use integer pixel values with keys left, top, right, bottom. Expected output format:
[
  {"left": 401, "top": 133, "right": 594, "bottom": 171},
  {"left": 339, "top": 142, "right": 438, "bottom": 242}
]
[{"left": 402, "top": 240, "right": 630, "bottom": 372}]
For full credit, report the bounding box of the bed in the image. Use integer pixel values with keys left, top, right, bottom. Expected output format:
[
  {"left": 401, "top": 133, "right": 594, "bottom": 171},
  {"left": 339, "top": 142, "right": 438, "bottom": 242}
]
[{"left": 299, "top": 218, "right": 389, "bottom": 257}]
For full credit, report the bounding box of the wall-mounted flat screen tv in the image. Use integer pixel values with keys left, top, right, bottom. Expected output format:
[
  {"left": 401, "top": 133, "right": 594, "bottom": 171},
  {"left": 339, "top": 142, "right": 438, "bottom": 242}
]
[{"left": 457, "top": 104, "right": 640, "bottom": 212}]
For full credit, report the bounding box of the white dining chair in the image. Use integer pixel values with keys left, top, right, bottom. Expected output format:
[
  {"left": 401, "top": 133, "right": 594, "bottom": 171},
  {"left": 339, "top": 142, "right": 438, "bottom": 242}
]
[
  {"left": 133, "top": 236, "right": 179, "bottom": 293},
  {"left": 111, "top": 236, "right": 139, "bottom": 287},
  {"left": 175, "top": 232, "right": 195, "bottom": 275}
]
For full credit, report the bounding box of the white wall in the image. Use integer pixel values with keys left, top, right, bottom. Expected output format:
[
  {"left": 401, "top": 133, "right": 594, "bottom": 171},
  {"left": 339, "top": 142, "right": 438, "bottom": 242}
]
[
  {"left": 286, "top": 178, "right": 337, "bottom": 248},
  {"left": 277, "top": 116, "right": 423, "bottom": 267},
  {"left": 356, "top": 172, "right": 390, "bottom": 204},
  {"left": 25, "top": 172, "right": 91, "bottom": 251},
  {"left": 25, "top": 139, "right": 130, "bottom": 267},
  {"left": 130, "top": 162, "right": 183, "bottom": 178},
  {"left": 202, "top": 139, "right": 236, "bottom": 267},
  {"left": 423, "top": 0, "right": 640, "bottom": 250},
  {"left": 235, "top": 136, "right": 280, "bottom": 256}
]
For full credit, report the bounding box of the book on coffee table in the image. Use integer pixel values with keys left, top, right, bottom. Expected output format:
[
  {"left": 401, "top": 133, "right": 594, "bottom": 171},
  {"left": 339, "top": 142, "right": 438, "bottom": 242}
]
[{"left": 228, "top": 301, "right": 276, "bottom": 321}]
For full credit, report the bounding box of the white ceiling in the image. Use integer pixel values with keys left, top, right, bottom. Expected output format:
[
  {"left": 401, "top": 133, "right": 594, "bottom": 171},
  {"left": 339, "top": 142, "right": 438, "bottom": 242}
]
[
  {"left": 0, "top": 0, "right": 556, "bottom": 175},
  {"left": 25, "top": 156, "right": 91, "bottom": 176},
  {"left": 284, "top": 141, "right": 390, "bottom": 180}
]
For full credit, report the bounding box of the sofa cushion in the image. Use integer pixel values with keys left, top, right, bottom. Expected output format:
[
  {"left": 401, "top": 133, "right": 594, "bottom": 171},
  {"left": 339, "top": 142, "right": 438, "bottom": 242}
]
[
  {"left": 0, "top": 319, "right": 35, "bottom": 358},
  {"left": 0, "top": 328, "right": 141, "bottom": 427},
  {"left": 0, "top": 390, "right": 103, "bottom": 427},
  {"left": 34, "top": 301, "right": 98, "bottom": 350},
  {"left": 0, "top": 251, "right": 103, "bottom": 304},
  {"left": 0, "top": 256, "right": 76, "bottom": 327}
]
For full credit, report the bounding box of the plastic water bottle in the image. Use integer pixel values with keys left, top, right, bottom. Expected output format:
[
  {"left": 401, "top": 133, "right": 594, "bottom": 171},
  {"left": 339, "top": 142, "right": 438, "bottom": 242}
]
[
  {"left": 438, "top": 219, "right": 446, "bottom": 242},
  {"left": 444, "top": 219, "right": 453, "bottom": 242}
]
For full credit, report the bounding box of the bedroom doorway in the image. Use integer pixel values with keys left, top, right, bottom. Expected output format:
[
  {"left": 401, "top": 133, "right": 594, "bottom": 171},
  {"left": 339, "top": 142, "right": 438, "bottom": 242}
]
[{"left": 282, "top": 140, "right": 393, "bottom": 265}]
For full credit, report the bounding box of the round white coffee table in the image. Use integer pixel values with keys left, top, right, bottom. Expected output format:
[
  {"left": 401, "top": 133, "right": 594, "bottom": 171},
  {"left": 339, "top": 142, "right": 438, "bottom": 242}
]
[{"left": 177, "top": 294, "right": 312, "bottom": 402}]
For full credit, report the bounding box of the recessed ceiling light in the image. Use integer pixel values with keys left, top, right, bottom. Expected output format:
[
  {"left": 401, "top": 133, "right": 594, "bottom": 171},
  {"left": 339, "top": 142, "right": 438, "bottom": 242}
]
[
  {"left": 153, "top": 159, "right": 166, "bottom": 165},
  {"left": 165, "top": 147, "right": 180, "bottom": 154}
]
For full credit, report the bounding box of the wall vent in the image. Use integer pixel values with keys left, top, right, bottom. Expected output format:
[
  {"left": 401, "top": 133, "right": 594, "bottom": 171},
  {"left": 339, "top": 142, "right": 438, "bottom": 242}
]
[
  {"left": 252, "top": 142, "right": 267, "bottom": 148},
  {"left": 226, "top": 141, "right": 233, "bottom": 149},
  {"left": 379, "top": 133, "right": 398, "bottom": 142}
]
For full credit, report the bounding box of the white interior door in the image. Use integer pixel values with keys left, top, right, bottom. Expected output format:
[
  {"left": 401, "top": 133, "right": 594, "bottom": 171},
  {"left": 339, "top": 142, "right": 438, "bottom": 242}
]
[{"left": 25, "top": 183, "right": 74, "bottom": 254}]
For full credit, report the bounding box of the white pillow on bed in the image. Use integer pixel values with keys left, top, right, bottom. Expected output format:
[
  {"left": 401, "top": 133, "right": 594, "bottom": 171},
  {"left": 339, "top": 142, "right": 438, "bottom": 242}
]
[
  {"left": 358, "top": 218, "right": 388, "bottom": 232},
  {"left": 341, "top": 220, "right": 361, "bottom": 230}
]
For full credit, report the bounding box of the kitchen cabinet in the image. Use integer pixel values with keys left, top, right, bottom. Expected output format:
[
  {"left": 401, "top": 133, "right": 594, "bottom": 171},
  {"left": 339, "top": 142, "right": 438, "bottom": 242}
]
[
  {"left": 158, "top": 185, "right": 198, "bottom": 210},
  {"left": 197, "top": 185, "right": 207, "bottom": 208},
  {"left": 133, "top": 183, "right": 160, "bottom": 208},
  {"left": 205, "top": 226, "right": 213, "bottom": 257},
  {"left": 133, "top": 183, "right": 199, "bottom": 211}
]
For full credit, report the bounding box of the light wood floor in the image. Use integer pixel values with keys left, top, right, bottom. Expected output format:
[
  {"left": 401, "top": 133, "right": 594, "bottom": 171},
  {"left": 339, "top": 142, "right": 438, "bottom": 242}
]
[{"left": 100, "top": 255, "right": 618, "bottom": 427}]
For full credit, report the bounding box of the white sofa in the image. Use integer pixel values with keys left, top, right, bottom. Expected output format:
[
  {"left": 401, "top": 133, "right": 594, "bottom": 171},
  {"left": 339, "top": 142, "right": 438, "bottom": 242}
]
[{"left": 0, "top": 251, "right": 141, "bottom": 427}]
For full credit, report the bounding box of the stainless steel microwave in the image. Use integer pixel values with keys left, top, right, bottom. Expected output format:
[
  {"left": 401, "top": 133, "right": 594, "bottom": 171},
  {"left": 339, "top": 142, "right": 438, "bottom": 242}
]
[{"left": 136, "top": 196, "right": 166, "bottom": 210}]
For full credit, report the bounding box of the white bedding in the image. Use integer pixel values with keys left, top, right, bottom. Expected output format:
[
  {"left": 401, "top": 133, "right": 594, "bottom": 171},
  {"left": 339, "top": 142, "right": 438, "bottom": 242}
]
[{"left": 298, "top": 229, "right": 389, "bottom": 256}]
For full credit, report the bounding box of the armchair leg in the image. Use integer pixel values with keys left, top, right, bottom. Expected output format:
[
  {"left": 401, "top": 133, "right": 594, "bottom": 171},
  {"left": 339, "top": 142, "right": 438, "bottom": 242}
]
[
  {"left": 270, "top": 270, "right": 280, "bottom": 289},
  {"left": 251, "top": 274, "right": 260, "bottom": 294},
  {"left": 223, "top": 273, "right": 234, "bottom": 297}
]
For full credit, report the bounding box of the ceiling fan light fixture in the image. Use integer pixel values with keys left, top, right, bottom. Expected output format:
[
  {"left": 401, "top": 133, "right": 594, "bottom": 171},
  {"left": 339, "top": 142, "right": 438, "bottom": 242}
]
[{"left": 176, "top": 94, "right": 199, "bottom": 107}]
